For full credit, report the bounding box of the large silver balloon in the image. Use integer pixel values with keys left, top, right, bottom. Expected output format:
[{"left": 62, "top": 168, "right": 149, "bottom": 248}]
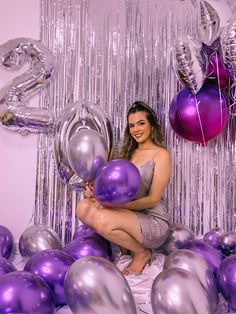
[
  {"left": 163, "top": 249, "right": 218, "bottom": 312},
  {"left": 151, "top": 268, "right": 214, "bottom": 314},
  {"left": 196, "top": 0, "right": 220, "bottom": 46},
  {"left": 64, "top": 256, "right": 137, "bottom": 314},
  {"left": 0, "top": 38, "right": 55, "bottom": 133},
  {"left": 171, "top": 35, "right": 207, "bottom": 94},
  {"left": 68, "top": 128, "right": 108, "bottom": 182},
  {"left": 54, "top": 101, "right": 113, "bottom": 190},
  {"left": 221, "top": 17, "right": 236, "bottom": 82},
  {"left": 18, "top": 225, "right": 62, "bottom": 258},
  {"left": 160, "top": 223, "right": 195, "bottom": 254}
]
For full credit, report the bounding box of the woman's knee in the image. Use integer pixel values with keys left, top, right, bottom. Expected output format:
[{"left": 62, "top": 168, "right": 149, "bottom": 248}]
[
  {"left": 93, "top": 210, "right": 111, "bottom": 235},
  {"left": 76, "top": 199, "right": 91, "bottom": 220}
]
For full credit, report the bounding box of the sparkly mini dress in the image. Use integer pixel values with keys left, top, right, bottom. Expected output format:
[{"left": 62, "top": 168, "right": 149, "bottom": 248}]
[{"left": 134, "top": 159, "right": 170, "bottom": 249}]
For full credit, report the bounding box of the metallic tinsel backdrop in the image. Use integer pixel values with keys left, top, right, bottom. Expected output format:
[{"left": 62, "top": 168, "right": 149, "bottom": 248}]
[{"left": 34, "top": 0, "right": 236, "bottom": 244}]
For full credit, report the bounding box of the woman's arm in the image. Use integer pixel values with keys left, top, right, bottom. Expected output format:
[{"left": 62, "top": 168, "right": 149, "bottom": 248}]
[{"left": 123, "top": 148, "right": 171, "bottom": 211}]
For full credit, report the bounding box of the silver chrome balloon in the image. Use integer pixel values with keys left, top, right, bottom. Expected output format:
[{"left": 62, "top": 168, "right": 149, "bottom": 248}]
[
  {"left": 171, "top": 35, "right": 207, "bottom": 94},
  {"left": 0, "top": 37, "right": 55, "bottom": 133},
  {"left": 19, "top": 225, "right": 62, "bottom": 259},
  {"left": 64, "top": 256, "right": 137, "bottom": 314},
  {"left": 68, "top": 128, "right": 108, "bottom": 182},
  {"left": 163, "top": 249, "right": 218, "bottom": 312},
  {"left": 151, "top": 268, "right": 214, "bottom": 314},
  {"left": 196, "top": 0, "right": 220, "bottom": 46},
  {"left": 53, "top": 101, "right": 113, "bottom": 190}
]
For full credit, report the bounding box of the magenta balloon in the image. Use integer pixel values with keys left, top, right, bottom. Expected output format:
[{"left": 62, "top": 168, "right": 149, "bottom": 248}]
[
  {"left": 93, "top": 159, "right": 141, "bottom": 207},
  {"left": 217, "top": 255, "right": 236, "bottom": 311},
  {"left": 0, "top": 225, "right": 14, "bottom": 259},
  {"left": 169, "top": 95, "right": 195, "bottom": 141},
  {"left": 180, "top": 239, "right": 223, "bottom": 275},
  {"left": 0, "top": 256, "right": 16, "bottom": 277},
  {"left": 24, "top": 249, "right": 75, "bottom": 307},
  {"left": 207, "top": 53, "right": 230, "bottom": 89},
  {"left": 0, "top": 271, "right": 55, "bottom": 314},
  {"left": 174, "top": 85, "right": 228, "bottom": 145}
]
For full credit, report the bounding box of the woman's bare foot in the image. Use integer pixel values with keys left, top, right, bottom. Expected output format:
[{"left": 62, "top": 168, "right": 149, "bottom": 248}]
[{"left": 122, "top": 248, "right": 152, "bottom": 276}]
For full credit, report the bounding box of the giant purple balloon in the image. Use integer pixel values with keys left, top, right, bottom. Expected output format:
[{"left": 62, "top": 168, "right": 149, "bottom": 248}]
[
  {"left": 93, "top": 159, "right": 141, "bottom": 207},
  {"left": 169, "top": 85, "right": 228, "bottom": 145},
  {"left": 0, "top": 271, "right": 55, "bottom": 314},
  {"left": 24, "top": 249, "right": 75, "bottom": 307},
  {"left": 207, "top": 52, "right": 231, "bottom": 89},
  {"left": 0, "top": 256, "right": 16, "bottom": 277},
  {"left": 0, "top": 225, "right": 14, "bottom": 259},
  {"left": 63, "top": 236, "right": 110, "bottom": 261},
  {"left": 180, "top": 239, "right": 223, "bottom": 275},
  {"left": 217, "top": 255, "right": 236, "bottom": 311}
]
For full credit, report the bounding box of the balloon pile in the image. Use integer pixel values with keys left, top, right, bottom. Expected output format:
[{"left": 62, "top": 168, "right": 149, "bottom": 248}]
[{"left": 169, "top": 0, "right": 236, "bottom": 146}]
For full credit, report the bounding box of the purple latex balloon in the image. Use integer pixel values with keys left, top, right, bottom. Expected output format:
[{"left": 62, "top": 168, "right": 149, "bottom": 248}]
[
  {"left": 217, "top": 255, "right": 236, "bottom": 311},
  {"left": 207, "top": 53, "right": 231, "bottom": 89},
  {"left": 0, "top": 271, "right": 55, "bottom": 314},
  {"left": 63, "top": 236, "right": 110, "bottom": 261},
  {"left": 93, "top": 159, "right": 141, "bottom": 207},
  {"left": 0, "top": 225, "right": 14, "bottom": 259},
  {"left": 169, "top": 85, "right": 228, "bottom": 145},
  {"left": 180, "top": 239, "right": 223, "bottom": 275},
  {"left": 24, "top": 249, "right": 75, "bottom": 307},
  {"left": 0, "top": 256, "right": 16, "bottom": 277},
  {"left": 203, "top": 230, "right": 222, "bottom": 250},
  {"left": 219, "top": 231, "right": 236, "bottom": 256}
]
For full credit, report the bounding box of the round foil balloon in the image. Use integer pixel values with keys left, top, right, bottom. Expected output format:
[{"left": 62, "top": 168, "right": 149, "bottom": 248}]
[
  {"left": 19, "top": 224, "right": 62, "bottom": 258},
  {"left": 151, "top": 268, "right": 214, "bottom": 314},
  {"left": 160, "top": 223, "right": 195, "bottom": 254},
  {"left": 64, "top": 256, "right": 137, "bottom": 314},
  {"left": 0, "top": 225, "right": 14, "bottom": 259},
  {"left": 54, "top": 101, "right": 113, "bottom": 190},
  {"left": 217, "top": 255, "right": 236, "bottom": 311},
  {"left": 169, "top": 85, "right": 228, "bottom": 145},
  {"left": 163, "top": 249, "right": 218, "bottom": 311},
  {"left": 93, "top": 159, "right": 141, "bottom": 207},
  {"left": 0, "top": 256, "right": 16, "bottom": 277},
  {"left": 24, "top": 249, "right": 75, "bottom": 307},
  {"left": 0, "top": 271, "right": 55, "bottom": 314},
  {"left": 171, "top": 35, "right": 207, "bottom": 94},
  {"left": 68, "top": 128, "right": 109, "bottom": 182}
]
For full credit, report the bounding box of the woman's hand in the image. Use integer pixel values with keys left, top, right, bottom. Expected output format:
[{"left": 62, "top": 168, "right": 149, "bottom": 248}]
[{"left": 84, "top": 181, "right": 94, "bottom": 199}]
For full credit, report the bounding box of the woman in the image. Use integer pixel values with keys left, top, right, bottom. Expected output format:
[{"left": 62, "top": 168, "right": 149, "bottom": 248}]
[{"left": 76, "top": 101, "right": 171, "bottom": 275}]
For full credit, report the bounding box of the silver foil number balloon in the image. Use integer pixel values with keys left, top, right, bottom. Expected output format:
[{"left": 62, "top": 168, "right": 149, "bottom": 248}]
[
  {"left": 0, "top": 37, "right": 55, "bottom": 133},
  {"left": 19, "top": 224, "right": 62, "bottom": 259},
  {"left": 68, "top": 128, "right": 109, "bottom": 182},
  {"left": 163, "top": 249, "right": 218, "bottom": 312},
  {"left": 64, "top": 256, "right": 137, "bottom": 314},
  {"left": 172, "top": 35, "right": 207, "bottom": 94},
  {"left": 151, "top": 268, "right": 214, "bottom": 314},
  {"left": 196, "top": 0, "right": 220, "bottom": 46},
  {"left": 54, "top": 101, "right": 113, "bottom": 190}
]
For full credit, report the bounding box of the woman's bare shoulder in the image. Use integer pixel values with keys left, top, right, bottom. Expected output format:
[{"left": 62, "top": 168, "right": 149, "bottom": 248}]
[{"left": 154, "top": 147, "right": 171, "bottom": 162}]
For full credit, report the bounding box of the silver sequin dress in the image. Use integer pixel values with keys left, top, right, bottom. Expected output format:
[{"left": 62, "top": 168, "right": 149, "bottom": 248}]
[{"left": 134, "top": 160, "right": 170, "bottom": 249}]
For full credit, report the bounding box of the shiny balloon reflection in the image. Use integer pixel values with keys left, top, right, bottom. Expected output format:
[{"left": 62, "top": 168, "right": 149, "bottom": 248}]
[{"left": 64, "top": 256, "right": 137, "bottom": 314}]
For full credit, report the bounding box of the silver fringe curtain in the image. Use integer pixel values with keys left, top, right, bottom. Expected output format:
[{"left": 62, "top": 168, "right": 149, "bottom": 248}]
[{"left": 34, "top": 0, "right": 236, "bottom": 244}]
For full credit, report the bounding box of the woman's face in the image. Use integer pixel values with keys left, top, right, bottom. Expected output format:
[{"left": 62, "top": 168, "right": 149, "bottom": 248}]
[{"left": 128, "top": 111, "right": 152, "bottom": 144}]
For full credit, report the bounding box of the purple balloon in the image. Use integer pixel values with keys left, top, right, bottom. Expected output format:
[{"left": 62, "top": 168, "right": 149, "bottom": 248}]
[
  {"left": 93, "top": 159, "right": 141, "bottom": 207},
  {"left": 203, "top": 230, "right": 222, "bottom": 250},
  {"left": 217, "top": 255, "right": 236, "bottom": 311},
  {"left": 0, "top": 256, "right": 16, "bottom": 277},
  {"left": 0, "top": 271, "right": 55, "bottom": 313},
  {"left": 207, "top": 53, "right": 231, "bottom": 89},
  {"left": 219, "top": 231, "right": 236, "bottom": 256},
  {"left": 24, "top": 249, "right": 75, "bottom": 307},
  {"left": 169, "top": 85, "right": 228, "bottom": 145},
  {"left": 0, "top": 225, "right": 14, "bottom": 259},
  {"left": 180, "top": 239, "right": 223, "bottom": 275},
  {"left": 63, "top": 236, "right": 110, "bottom": 261}
]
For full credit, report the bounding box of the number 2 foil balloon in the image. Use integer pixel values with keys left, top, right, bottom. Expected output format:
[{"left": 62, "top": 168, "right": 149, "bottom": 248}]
[
  {"left": 171, "top": 35, "right": 207, "bottom": 94},
  {"left": 54, "top": 101, "right": 113, "bottom": 190},
  {"left": 0, "top": 37, "right": 55, "bottom": 133}
]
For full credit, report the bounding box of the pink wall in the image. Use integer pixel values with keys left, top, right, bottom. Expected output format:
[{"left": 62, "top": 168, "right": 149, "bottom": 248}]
[{"left": 0, "top": 0, "right": 40, "bottom": 240}]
